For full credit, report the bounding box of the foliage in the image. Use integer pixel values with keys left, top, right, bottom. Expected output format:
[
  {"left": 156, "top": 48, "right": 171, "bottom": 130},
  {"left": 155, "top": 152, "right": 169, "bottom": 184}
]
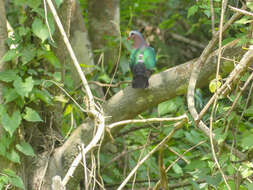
[{"left": 0, "top": 0, "right": 253, "bottom": 189}]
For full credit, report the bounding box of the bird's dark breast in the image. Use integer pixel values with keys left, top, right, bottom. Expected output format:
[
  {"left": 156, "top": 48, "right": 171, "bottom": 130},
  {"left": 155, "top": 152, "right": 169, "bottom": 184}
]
[{"left": 132, "top": 63, "right": 149, "bottom": 88}]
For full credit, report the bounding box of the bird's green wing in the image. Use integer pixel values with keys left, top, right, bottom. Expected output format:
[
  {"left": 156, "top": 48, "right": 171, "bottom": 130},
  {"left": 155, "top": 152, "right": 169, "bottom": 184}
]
[
  {"left": 129, "top": 48, "right": 140, "bottom": 70},
  {"left": 143, "top": 47, "right": 156, "bottom": 70}
]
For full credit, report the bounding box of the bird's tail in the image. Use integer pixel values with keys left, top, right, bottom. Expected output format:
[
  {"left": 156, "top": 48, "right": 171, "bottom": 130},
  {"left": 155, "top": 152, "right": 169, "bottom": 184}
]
[{"left": 132, "top": 63, "right": 149, "bottom": 88}]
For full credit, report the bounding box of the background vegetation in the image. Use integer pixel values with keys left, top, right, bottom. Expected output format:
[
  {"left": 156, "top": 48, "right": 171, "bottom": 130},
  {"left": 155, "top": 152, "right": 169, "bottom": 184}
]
[{"left": 0, "top": 0, "right": 252, "bottom": 189}]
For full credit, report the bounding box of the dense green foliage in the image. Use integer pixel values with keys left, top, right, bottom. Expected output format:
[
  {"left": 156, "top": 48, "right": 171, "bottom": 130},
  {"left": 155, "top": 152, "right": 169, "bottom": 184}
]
[{"left": 0, "top": 0, "right": 252, "bottom": 189}]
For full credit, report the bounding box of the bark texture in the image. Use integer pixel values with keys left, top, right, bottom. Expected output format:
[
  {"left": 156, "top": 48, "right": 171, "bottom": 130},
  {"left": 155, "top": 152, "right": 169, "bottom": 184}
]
[{"left": 88, "top": 0, "right": 120, "bottom": 65}]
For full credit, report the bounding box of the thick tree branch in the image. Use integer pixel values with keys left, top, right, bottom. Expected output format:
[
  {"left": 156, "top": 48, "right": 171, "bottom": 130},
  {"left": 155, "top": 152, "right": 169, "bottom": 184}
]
[{"left": 32, "top": 39, "right": 243, "bottom": 189}]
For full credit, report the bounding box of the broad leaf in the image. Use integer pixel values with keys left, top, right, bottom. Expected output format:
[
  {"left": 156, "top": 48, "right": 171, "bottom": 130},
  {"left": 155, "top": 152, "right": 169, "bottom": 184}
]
[
  {"left": 1, "top": 49, "right": 20, "bottom": 62},
  {"left": 23, "top": 107, "right": 43, "bottom": 122},
  {"left": 3, "top": 87, "right": 19, "bottom": 103},
  {"left": 3, "top": 169, "right": 24, "bottom": 189},
  {"left": 0, "top": 70, "right": 18, "bottom": 82},
  {"left": 32, "top": 18, "right": 49, "bottom": 43},
  {"left": 21, "top": 44, "right": 36, "bottom": 64},
  {"left": 16, "top": 141, "right": 35, "bottom": 157},
  {"left": 6, "top": 149, "right": 20, "bottom": 164},
  {"left": 187, "top": 5, "right": 198, "bottom": 18},
  {"left": 1, "top": 110, "right": 22, "bottom": 137},
  {"left": 13, "top": 76, "right": 34, "bottom": 98},
  {"left": 158, "top": 97, "right": 184, "bottom": 115}
]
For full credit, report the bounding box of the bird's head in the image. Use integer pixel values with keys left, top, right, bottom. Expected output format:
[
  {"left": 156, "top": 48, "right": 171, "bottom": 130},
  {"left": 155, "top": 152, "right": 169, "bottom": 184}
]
[{"left": 127, "top": 31, "right": 147, "bottom": 48}]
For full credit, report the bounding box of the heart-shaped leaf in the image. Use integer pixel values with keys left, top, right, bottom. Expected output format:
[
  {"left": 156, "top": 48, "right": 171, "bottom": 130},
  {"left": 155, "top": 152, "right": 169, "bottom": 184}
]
[{"left": 1, "top": 110, "right": 22, "bottom": 137}]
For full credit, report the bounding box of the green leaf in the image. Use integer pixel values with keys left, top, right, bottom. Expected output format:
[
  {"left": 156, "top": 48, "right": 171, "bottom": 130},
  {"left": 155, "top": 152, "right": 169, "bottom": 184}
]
[
  {"left": 98, "top": 73, "right": 111, "bottom": 83},
  {"left": 172, "top": 163, "right": 183, "bottom": 174},
  {"left": 0, "top": 70, "right": 18, "bottom": 82},
  {"left": 6, "top": 149, "right": 20, "bottom": 164},
  {"left": 3, "top": 169, "right": 24, "bottom": 189},
  {"left": 55, "top": 0, "right": 64, "bottom": 8},
  {"left": 209, "top": 78, "right": 222, "bottom": 93},
  {"left": 13, "top": 76, "right": 34, "bottom": 98},
  {"left": 53, "top": 72, "right": 61, "bottom": 82},
  {"left": 3, "top": 87, "right": 19, "bottom": 103},
  {"left": 16, "top": 141, "right": 35, "bottom": 157},
  {"left": 23, "top": 107, "right": 43, "bottom": 122},
  {"left": 187, "top": 5, "right": 198, "bottom": 18},
  {"left": 240, "top": 133, "right": 253, "bottom": 150},
  {"left": 14, "top": 0, "right": 41, "bottom": 9},
  {"left": 21, "top": 44, "right": 36, "bottom": 64},
  {"left": 43, "top": 51, "right": 61, "bottom": 68},
  {"left": 1, "top": 49, "right": 20, "bottom": 62},
  {"left": 64, "top": 104, "right": 73, "bottom": 116},
  {"left": 34, "top": 89, "right": 53, "bottom": 105},
  {"left": 32, "top": 18, "right": 49, "bottom": 43},
  {"left": 158, "top": 97, "right": 184, "bottom": 116},
  {"left": 1, "top": 110, "right": 22, "bottom": 137},
  {"left": 9, "top": 176, "right": 25, "bottom": 189},
  {"left": 244, "top": 106, "right": 253, "bottom": 117}
]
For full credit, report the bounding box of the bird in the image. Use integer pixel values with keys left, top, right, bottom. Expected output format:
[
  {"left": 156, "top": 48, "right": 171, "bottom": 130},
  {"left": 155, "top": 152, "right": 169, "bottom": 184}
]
[{"left": 128, "top": 30, "right": 156, "bottom": 89}]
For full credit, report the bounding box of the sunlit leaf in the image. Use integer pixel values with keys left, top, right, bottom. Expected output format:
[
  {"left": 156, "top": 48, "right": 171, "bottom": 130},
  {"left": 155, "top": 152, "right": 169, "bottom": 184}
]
[
  {"left": 1, "top": 110, "right": 22, "bottom": 137},
  {"left": 0, "top": 70, "right": 18, "bottom": 83},
  {"left": 32, "top": 18, "right": 49, "bottom": 43},
  {"left": 13, "top": 76, "right": 34, "bottom": 98},
  {"left": 6, "top": 149, "right": 20, "bottom": 164},
  {"left": 23, "top": 107, "right": 43, "bottom": 122},
  {"left": 187, "top": 5, "right": 198, "bottom": 18},
  {"left": 16, "top": 141, "right": 36, "bottom": 157}
]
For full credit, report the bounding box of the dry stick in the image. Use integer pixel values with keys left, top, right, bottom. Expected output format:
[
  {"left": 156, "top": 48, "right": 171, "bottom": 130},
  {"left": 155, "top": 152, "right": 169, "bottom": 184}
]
[
  {"left": 107, "top": 115, "right": 188, "bottom": 129},
  {"left": 225, "top": 72, "right": 253, "bottom": 119},
  {"left": 89, "top": 80, "right": 131, "bottom": 88},
  {"left": 46, "top": 0, "right": 95, "bottom": 112},
  {"left": 187, "top": 7, "right": 244, "bottom": 136},
  {"left": 198, "top": 47, "right": 253, "bottom": 122},
  {"left": 209, "top": 0, "right": 231, "bottom": 189},
  {"left": 46, "top": 0, "right": 105, "bottom": 186},
  {"left": 117, "top": 118, "right": 188, "bottom": 190},
  {"left": 170, "top": 32, "right": 205, "bottom": 49},
  {"left": 81, "top": 145, "right": 89, "bottom": 190},
  {"left": 153, "top": 140, "right": 207, "bottom": 189},
  {"left": 43, "top": 80, "right": 87, "bottom": 113},
  {"left": 103, "top": 22, "right": 122, "bottom": 101},
  {"left": 210, "top": 0, "right": 216, "bottom": 36},
  {"left": 229, "top": 5, "right": 253, "bottom": 17},
  {"left": 167, "top": 146, "right": 189, "bottom": 164},
  {"left": 43, "top": 0, "right": 54, "bottom": 42}
]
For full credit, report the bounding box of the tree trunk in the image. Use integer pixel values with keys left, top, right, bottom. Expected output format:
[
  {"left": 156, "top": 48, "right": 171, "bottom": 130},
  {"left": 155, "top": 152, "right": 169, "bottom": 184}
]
[{"left": 88, "top": 0, "right": 120, "bottom": 66}]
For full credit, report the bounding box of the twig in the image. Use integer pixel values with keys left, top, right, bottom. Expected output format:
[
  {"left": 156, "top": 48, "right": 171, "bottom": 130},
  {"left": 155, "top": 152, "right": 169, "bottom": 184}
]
[
  {"left": 187, "top": 5, "right": 245, "bottom": 135},
  {"left": 198, "top": 47, "right": 253, "bottom": 122},
  {"left": 153, "top": 140, "right": 207, "bottom": 189},
  {"left": 89, "top": 80, "right": 131, "bottom": 88},
  {"left": 170, "top": 32, "right": 205, "bottom": 49},
  {"left": 46, "top": 0, "right": 95, "bottom": 112},
  {"left": 43, "top": 0, "right": 54, "bottom": 42},
  {"left": 103, "top": 21, "right": 122, "bottom": 101},
  {"left": 229, "top": 5, "right": 253, "bottom": 17},
  {"left": 210, "top": 0, "right": 216, "bottom": 36},
  {"left": 46, "top": 0, "right": 105, "bottom": 187},
  {"left": 210, "top": 0, "right": 231, "bottom": 188},
  {"left": 166, "top": 146, "right": 189, "bottom": 164},
  {"left": 210, "top": 98, "right": 231, "bottom": 189},
  {"left": 62, "top": 112, "right": 105, "bottom": 186},
  {"left": 81, "top": 144, "right": 89, "bottom": 190},
  {"left": 43, "top": 80, "right": 87, "bottom": 113},
  {"left": 107, "top": 115, "right": 188, "bottom": 130},
  {"left": 117, "top": 118, "right": 188, "bottom": 190},
  {"left": 225, "top": 72, "right": 253, "bottom": 118}
]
